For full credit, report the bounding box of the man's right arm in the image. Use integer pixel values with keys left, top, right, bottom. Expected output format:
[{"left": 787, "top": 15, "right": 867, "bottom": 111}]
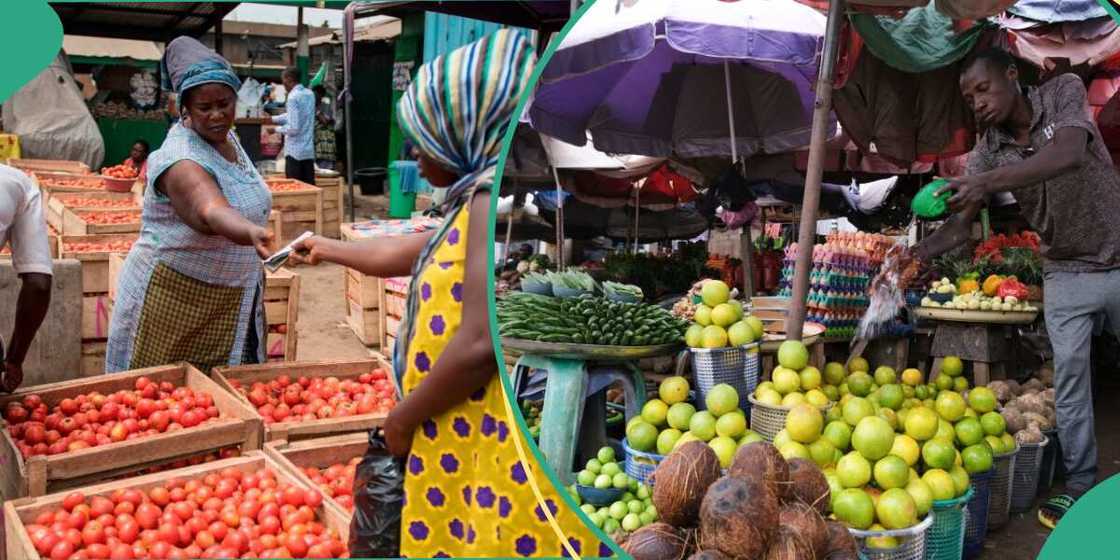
[{"left": 914, "top": 151, "right": 991, "bottom": 262}]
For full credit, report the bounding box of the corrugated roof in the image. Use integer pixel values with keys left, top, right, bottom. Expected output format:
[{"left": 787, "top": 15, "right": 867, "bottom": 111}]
[
  {"left": 219, "top": 20, "right": 336, "bottom": 40},
  {"left": 277, "top": 16, "right": 400, "bottom": 48},
  {"left": 51, "top": 2, "right": 238, "bottom": 42},
  {"left": 62, "top": 35, "right": 164, "bottom": 61}
]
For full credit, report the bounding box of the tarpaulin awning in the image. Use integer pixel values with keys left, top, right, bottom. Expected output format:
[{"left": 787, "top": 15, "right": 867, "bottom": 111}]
[
  {"left": 1007, "top": 0, "right": 1109, "bottom": 23},
  {"left": 850, "top": 3, "right": 994, "bottom": 73},
  {"left": 997, "top": 16, "right": 1120, "bottom": 70},
  {"left": 796, "top": 0, "right": 1019, "bottom": 19}
]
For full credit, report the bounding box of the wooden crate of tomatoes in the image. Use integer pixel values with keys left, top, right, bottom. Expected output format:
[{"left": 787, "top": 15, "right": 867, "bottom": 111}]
[
  {"left": 32, "top": 172, "right": 104, "bottom": 202},
  {"left": 3, "top": 450, "right": 349, "bottom": 560},
  {"left": 8, "top": 158, "right": 91, "bottom": 175},
  {"left": 210, "top": 358, "right": 397, "bottom": 443},
  {"left": 263, "top": 433, "right": 368, "bottom": 519},
  {"left": 61, "top": 209, "right": 142, "bottom": 236},
  {"left": 45, "top": 193, "right": 137, "bottom": 232},
  {"left": 0, "top": 363, "right": 263, "bottom": 498},
  {"left": 264, "top": 178, "right": 323, "bottom": 244},
  {"left": 264, "top": 268, "right": 300, "bottom": 362}
]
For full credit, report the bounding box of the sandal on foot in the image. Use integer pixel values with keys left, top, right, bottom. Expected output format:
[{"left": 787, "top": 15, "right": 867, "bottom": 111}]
[{"left": 1038, "top": 494, "right": 1076, "bottom": 530}]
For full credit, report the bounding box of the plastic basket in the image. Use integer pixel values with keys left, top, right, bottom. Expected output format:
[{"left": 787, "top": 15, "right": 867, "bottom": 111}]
[
  {"left": 1038, "top": 429, "right": 1060, "bottom": 494},
  {"left": 746, "top": 395, "right": 833, "bottom": 442},
  {"left": 689, "top": 343, "right": 760, "bottom": 411},
  {"left": 849, "top": 511, "right": 934, "bottom": 560},
  {"left": 987, "top": 444, "right": 1019, "bottom": 529},
  {"left": 964, "top": 468, "right": 995, "bottom": 558},
  {"left": 622, "top": 437, "right": 664, "bottom": 486},
  {"left": 1011, "top": 436, "right": 1049, "bottom": 512},
  {"left": 925, "top": 486, "right": 973, "bottom": 560}
]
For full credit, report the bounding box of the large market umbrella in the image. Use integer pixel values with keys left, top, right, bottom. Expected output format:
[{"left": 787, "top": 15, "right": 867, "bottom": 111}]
[{"left": 528, "top": 0, "right": 833, "bottom": 160}]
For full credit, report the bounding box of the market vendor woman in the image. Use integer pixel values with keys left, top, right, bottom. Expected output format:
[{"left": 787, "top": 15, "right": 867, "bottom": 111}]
[
  {"left": 893, "top": 48, "right": 1120, "bottom": 529},
  {"left": 290, "top": 30, "right": 602, "bottom": 557},
  {"left": 107, "top": 37, "right": 274, "bottom": 373}
]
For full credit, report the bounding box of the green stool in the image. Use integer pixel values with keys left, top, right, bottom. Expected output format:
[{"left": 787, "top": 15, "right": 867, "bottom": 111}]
[{"left": 512, "top": 353, "right": 647, "bottom": 485}]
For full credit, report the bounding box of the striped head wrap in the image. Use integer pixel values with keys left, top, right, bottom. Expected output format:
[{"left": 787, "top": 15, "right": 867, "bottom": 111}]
[
  {"left": 396, "top": 28, "right": 536, "bottom": 209},
  {"left": 390, "top": 29, "right": 536, "bottom": 388},
  {"left": 160, "top": 36, "right": 241, "bottom": 113}
]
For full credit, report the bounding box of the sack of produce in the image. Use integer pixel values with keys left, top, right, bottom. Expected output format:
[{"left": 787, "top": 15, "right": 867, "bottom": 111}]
[{"left": 348, "top": 429, "right": 405, "bottom": 558}]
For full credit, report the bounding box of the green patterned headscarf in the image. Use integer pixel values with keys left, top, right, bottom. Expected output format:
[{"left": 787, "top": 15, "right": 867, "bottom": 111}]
[{"left": 391, "top": 28, "right": 536, "bottom": 388}]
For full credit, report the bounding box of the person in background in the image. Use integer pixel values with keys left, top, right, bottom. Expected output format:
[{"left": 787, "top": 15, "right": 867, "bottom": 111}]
[
  {"left": 0, "top": 164, "right": 53, "bottom": 392},
  {"left": 289, "top": 29, "right": 604, "bottom": 557},
  {"left": 312, "top": 85, "right": 337, "bottom": 171},
  {"left": 884, "top": 48, "right": 1120, "bottom": 529},
  {"left": 126, "top": 139, "right": 150, "bottom": 169},
  {"left": 271, "top": 66, "right": 316, "bottom": 184},
  {"left": 107, "top": 36, "right": 274, "bottom": 374}
]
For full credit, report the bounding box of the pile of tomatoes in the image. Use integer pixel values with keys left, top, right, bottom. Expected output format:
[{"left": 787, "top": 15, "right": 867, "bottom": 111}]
[
  {"left": 62, "top": 240, "right": 135, "bottom": 254},
  {"left": 76, "top": 211, "right": 142, "bottom": 225},
  {"left": 265, "top": 180, "right": 315, "bottom": 192},
  {"left": 301, "top": 458, "right": 359, "bottom": 512},
  {"left": 23, "top": 467, "right": 346, "bottom": 559},
  {"left": 101, "top": 163, "right": 139, "bottom": 180},
  {"left": 4, "top": 377, "right": 223, "bottom": 458},
  {"left": 40, "top": 176, "right": 103, "bottom": 189},
  {"left": 56, "top": 197, "right": 137, "bottom": 210},
  {"left": 227, "top": 371, "right": 396, "bottom": 425}
]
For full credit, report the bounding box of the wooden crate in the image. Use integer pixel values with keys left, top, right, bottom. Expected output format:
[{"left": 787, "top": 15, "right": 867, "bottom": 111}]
[
  {"left": 8, "top": 158, "right": 90, "bottom": 175},
  {"left": 0, "top": 225, "right": 58, "bottom": 260},
  {"left": 0, "top": 363, "right": 262, "bottom": 498},
  {"left": 346, "top": 298, "right": 381, "bottom": 347},
  {"left": 32, "top": 172, "right": 104, "bottom": 199},
  {"left": 211, "top": 357, "right": 392, "bottom": 442},
  {"left": 3, "top": 451, "right": 349, "bottom": 560},
  {"left": 79, "top": 341, "right": 105, "bottom": 377},
  {"left": 60, "top": 233, "right": 138, "bottom": 294},
  {"left": 267, "top": 209, "right": 282, "bottom": 241},
  {"left": 80, "top": 294, "right": 112, "bottom": 341},
  {"left": 45, "top": 192, "right": 137, "bottom": 231},
  {"left": 62, "top": 208, "right": 142, "bottom": 235},
  {"left": 264, "top": 268, "right": 300, "bottom": 362},
  {"left": 266, "top": 179, "right": 323, "bottom": 243},
  {"left": 316, "top": 174, "right": 344, "bottom": 238},
  {"left": 263, "top": 433, "right": 367, "bottom": 520},
  {"left": 380, "top": 277, "right": 410, "bottom": 353}
]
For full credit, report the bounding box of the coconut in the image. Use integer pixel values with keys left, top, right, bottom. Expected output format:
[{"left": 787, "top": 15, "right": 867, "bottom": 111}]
[
  {"left": 779, "top": 502, "right": 828, "bottom": 558},
  {"left": 1006, "top": 379, "right": 1022, "bottom": 396},
  {"left": 787, "top": 458, "right": 830, "bottom": 515},
  {"left": 763, "top": 526, "right": 815, "bottom": 560},
  {"left": 699, "top": 476, "right": 779, "bottom": 559},
  {"left": 1015, "top": 425, "right": 1044, "bottom": 445},
  {"left": 825, "top": 520, "right": 859, "bottom": 558},
  {"left": 1022, "top": 378, "right": 1045, "bottom": 395},
  {"left": 623, "top": 523, "right": 690, "bottom": 560},
  {"left": 1023, "top": 411, "right": 1052, "bottom": 431},
  {"left": 653, "top": 441, "right": 723, "bottom": 527},
  {"left": 987, "top": 380, "right": 1012, "bottom": 403},
  {"left": 688, "top": 550, "right": 732, "bottom": 560},
  {"left": 1002, "top": 406, "right": 1026, "bottom": 434},
  {"left": 729, "top": 442, "right": 790, "bottom": 499}
]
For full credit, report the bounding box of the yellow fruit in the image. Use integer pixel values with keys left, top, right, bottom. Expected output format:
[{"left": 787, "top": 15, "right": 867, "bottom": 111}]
[{"left": 982, "top": 275, "right": 1004, "bottom": 297}]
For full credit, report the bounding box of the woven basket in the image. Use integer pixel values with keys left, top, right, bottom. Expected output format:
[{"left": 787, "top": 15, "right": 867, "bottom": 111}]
[
  {"left": 964, "top": 468, "right": 995, "bottom": 558},
  {"left": 622, "top": 437, "right": 664, "bottom": 486},
  {"left": 987, "top": 444, "right": 1019, "bottom": 529},
  {"left": 689, "top": 343, "right": 761, "bottom": 411},
  {"left": 925, "top": 487, "right": 973, "bottom": 560},
  {"left": 848, "top": 512, "right": 934, "bottom": 560},
  {"left": 1010, "top": 436, "right": 1049, "bottom": 512},
  {"left": 746, "top": 395, "right": 833, "bottom": 441}
]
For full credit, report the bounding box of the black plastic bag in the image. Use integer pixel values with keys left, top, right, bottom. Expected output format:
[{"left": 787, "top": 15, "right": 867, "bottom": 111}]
[{"left": 349, "top": 429, "right": 405, "bottom": 558}]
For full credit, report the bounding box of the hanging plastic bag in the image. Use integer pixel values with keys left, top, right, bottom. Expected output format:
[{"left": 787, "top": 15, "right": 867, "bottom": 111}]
[
  {"left": 349, "top": 428, "right": 405, "bottom": 558},
  {"left": 236, "top": 77, "right": 263, "bottom": 118}
]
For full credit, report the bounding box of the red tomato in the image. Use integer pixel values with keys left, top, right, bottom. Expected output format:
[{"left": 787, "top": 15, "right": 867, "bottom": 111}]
[{"left": 49, "top": 539, "right": 74, "bottom": 560}]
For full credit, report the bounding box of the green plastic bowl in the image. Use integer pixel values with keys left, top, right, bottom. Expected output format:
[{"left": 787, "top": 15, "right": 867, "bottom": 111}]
[{"left": 912, "top": 178, "right": 952, "bottom": 220}]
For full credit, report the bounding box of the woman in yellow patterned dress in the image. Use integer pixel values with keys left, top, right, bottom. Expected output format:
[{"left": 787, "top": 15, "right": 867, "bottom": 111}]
[{"left": 291, "top": 30, "right": 605, "bottom": 558}]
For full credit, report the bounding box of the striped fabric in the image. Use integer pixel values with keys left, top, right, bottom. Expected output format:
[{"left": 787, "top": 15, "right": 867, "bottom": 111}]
[{"left": 392, "top": 28, "right": 536, "bottom": 387}]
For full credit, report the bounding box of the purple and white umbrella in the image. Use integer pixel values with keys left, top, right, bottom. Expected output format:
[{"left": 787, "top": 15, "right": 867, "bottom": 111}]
[{"left": 528, "top": 0, "right": 835, "bottom": 160}]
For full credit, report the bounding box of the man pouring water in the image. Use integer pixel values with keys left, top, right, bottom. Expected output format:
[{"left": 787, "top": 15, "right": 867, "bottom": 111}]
[{"left": 881, "top": 48, "right": 1120, "bottom": 529}]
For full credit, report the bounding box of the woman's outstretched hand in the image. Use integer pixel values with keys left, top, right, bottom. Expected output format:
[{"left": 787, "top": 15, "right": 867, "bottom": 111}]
[{"left": 288, "top": 235, "right": 328, "bottom": 266}]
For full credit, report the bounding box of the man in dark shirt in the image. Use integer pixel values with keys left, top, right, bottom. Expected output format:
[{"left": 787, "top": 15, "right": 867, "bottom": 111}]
[{"left": 900, "top": 48, "right": 1120, "bottom": 528}]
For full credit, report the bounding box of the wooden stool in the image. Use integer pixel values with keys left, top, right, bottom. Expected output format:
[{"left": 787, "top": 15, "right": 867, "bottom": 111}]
[{"left": 929, "top": 323, "right": 1013, "bottom": 386}]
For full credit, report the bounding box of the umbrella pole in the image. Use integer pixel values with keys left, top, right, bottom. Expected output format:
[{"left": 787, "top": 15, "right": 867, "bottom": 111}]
[
  {"left": 503, "top": 180, "right": 517, "bottom": 265},
  {"left": 342, "top": 6, "right": 356, "bottom": 223},
  {"left": 723, "top": 60, "right": 754, "bottom": 298},
  {"left": 787, "top": 0, "right": 845, "bottom": 342},
  {"left": 551, "top": 166, "right": 565, "bottom": 270}
]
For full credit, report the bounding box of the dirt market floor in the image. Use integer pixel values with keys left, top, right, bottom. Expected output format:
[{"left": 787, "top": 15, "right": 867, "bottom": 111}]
[{"left": 301, "top": 194, "right": 1119, "bottom": 560}]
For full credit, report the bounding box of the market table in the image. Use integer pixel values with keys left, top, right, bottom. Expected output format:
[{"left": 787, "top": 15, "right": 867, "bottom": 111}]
[
  {"left": 916, "top": 306, "right": 1040, "bottom": 385},
  {"left": 503, "top": 338, "right": 679, "bottom": 484}
]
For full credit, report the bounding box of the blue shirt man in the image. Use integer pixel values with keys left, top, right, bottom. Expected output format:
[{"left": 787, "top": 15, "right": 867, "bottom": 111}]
[{"left": 272, "top": 66, "right": 316, "bottom": 183}]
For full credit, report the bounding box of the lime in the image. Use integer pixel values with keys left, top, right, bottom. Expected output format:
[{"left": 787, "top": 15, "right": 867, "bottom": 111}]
[
  {"left": 727, "top": 321, "right": 757, "bottom": 346},
  {"left": 659, "top": 376, "right": 690, "bottom": 405},
  {"left": 585, "top": 458, "right": 603, "bottom": 474},
  {"left": 906, "top": 479, "right": 934, "bottom": 516},
  {"left": 922, "top": 469, "right": 955, "bottom": 501},
  {"left": 936, "top": 419, "right": 956, "bottom": 442},
  {"left": 849, "top": 357, "right": 870, "bottom": 373},
  {"left": 968, "top": 387, "right": 997, "bottom": 413},
  {"left": 823, "top": 421, "right": 853, "bottom": 451},
  {"left": 705, "top": 384, "right": 740, "bottom": 416},
  {"left": 852, "top": 416, "right": 894, "bottom": 461},
  {"left": 877, "top": 488, "right": 918, "bottom": 530},
  {"left": 961, "top": 443, "right": 994, "bottom": 474},
  {"left": 954, "top": 417, "right": 985, "bottom": 447},
  {"left": 874, "top": 455, "right": 910, "bottom": 490},
  {"left": 922, "top": 438, "right": 956, "bottom": 470},
  {"left": 602, "top": 462, "right": 621, "bottom": 477},
  {"left": 837, "top": 451, "right": 872, "bottom": 488},
  {"left": 684, "top": 324, "right": 705, "bottom": 348},
  {"left": 824, "top": 362, "right": 847, "bottom": 386},
  {"left": 694, "top": 304, "right": 712, "bottom": 326},
  {"left": 745, "top": 316, "right": 765, "bottom": 340},
  {"left": 878, "top": 384, "right": 904, "bottom": 411},
  {"left": 901, "top": 368, "right": 924, "bottom": 386},
  {"left": 842, "top": 397, "right": 875, "bottom": 427},
  {"left": 935, "top": 374, "right": 954, "bottom": 391},
  {"left": 609, "top": 501, "right": 628, "bottom": 520},
  {"left": 942, "top": 356, "right": 964, "bottom": 377},
  {"left": 778, "top": 340, "right": 810, "bottom": 371},
  {"left": 954, "top": 377, "right": 970, "bottom": 393},
  {"left": 738, "top": 430, "right": 764, "bottom": 448},
  {"left": 709, "top": 436, "right": 738, "bottom": 468},
  {"left": 874, "top": 366, "right": 897, "bottom": 386},
  {"left": 773, "top": 367, "right": 802, "bottom": 395},
  {"left": 641, "top": 399, "right": 669, "bottom": 427},
  {"left": 890, "top": 434, "right": 921, "bottom": 466},
  {"left": 577, "top": 470, "right": 596, "bottom": 486},
  {"left": 782, "top": 393, "right": 807, "bottom": 408},
  {"left": 800, "top": 367, "right": 823, "bottom": 391},
  {"left": 773, "top": 429, "right": 793, "bottom": 450},
  {"left": 985, "top": 435, "right": 1006, "bottom": 455},
  {"left": 613, "top": 472, "right": 630, "bottom": 489},
  {"left": 806, "top": 389, "right": 830, "bottom": 407},
  {"left": 786, "top": 403, "right": 824, "bottom": 443},
  {"left": 666, "top": 402, "right": 696, "bottom": 430},
  {"left": 715, "top": 411, "right": 747, "bottom": 439},
  {"left": 847, "top": 372, "right": 873, "bottom": 397},
  {"left": 780, "top": 441, "right": 812, "bottom": 461},
  {"left": 701, "top": 325, "right": 729, "bottom": 349},
  {"left": 809, "top": 438, "right": 838, "bottom": 468},
  {"left": 935, "top": 391, "right": 966, "bottom": 422},
  {"left": 822, "top": 385, "right": 840, "bottom": 402},
  {"left": 688, "top": 411, "right": 717, "bottom": 441},
  {"left": 603, "top": 518, "right": 620, "bottom": 534},
  {"left": 626, "top": 421, "right": 659, "bottom": 452},
  {"left": 833, "top": 489, "right": 875, "bottom": 530},
  {"left": 711, "top": 303, "right": 738, "bottom": 328},
  {"left": 621, "top": 512, "right": 642, "bottom": 532},
  {"left": 701, "top": 280, "right": 731, "bottom": 307},
  {"left": 949, "top": 465, "right": 971, "bottom": 497},
  {"left": 594, "top": 474, "right": 613, "bottom": 489},
  {"left": 756, "top": 388, "right": 782, "bottom": 406},
  {"left": 598, "top": 446, "right": 616, "bottom": 464},
  {"left": 656, "top": 429, "right": 682, "bottom": 455}
]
